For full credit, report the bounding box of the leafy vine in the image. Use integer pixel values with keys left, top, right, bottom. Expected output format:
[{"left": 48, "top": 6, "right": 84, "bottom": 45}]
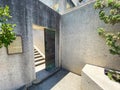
[
  {"left": 0, "top": 5, "right": 16, "bottom": 48},
  {"left": 94, "top": 0, "right": 120, "bottom": 55},
  {"left": 94, "top": 0, "right": 120, "bottom": 83}
]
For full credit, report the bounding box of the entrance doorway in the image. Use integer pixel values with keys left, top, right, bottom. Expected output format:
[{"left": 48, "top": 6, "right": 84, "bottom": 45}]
[
  {"left": 44, "top": 28, "right": 55, "bottom": 71},
  {"left": 32, "top": 24, "right": 56, "bottom": 77}
]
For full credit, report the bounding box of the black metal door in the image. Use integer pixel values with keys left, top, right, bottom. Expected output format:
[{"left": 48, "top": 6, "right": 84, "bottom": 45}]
[{"left": 44, "top": 28, "right": 55, "bottom": 71}]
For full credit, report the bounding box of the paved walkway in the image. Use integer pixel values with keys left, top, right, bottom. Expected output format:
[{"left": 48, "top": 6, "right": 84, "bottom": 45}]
[{"left": 28, "top": 69, "right": 81, "bottom": 90}]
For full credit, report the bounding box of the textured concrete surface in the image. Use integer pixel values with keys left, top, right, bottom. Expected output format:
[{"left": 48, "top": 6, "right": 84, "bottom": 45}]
[
  {"left": 29, "top": 69, "right": 81, "bottom": 90},
  {"left": 81, "top": 64, "right": 120, "bottom": 90},
  {"left": 32, "top": 0, "right": 60, "bottom": 34},
  {"left": 39, "top": 0, "right": 54, "bottom": 8},
  {"left": 60, "top": 1, "right": 120, "bottom": 75},
  {"left": 0, "top": 0, "right": 35, "bottom": 90},
  {"left": 0, "top": 0, "right": 61, "bottom": 90},
  {"left": 32, "top": 0, "right": 61, "bottom": 67}
]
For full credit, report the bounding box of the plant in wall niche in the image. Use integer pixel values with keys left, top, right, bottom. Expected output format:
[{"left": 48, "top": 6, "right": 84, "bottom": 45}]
[
  {"left": 94, "top": 0, "right": 120, "bottom": 83},
  {"left": 0, "top": 5, "right": 16, "bottom": 48}
]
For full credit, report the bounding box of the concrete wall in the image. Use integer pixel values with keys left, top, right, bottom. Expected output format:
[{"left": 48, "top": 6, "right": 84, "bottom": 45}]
[
  {"left": 0, "top": 0, "right": 35, "bottom": 90},
  {"left": 39, "top": 0, "right": 53, "bottom": 7},
  {"left": 60, "top": 1, "right": 120, "bottom": 75},
  {"left": 33, "top": 29, "right": 45, "bottom": 54},
  {"left": 39, "top": 0, "right": 58, "bottom": 8},
  {"left": 0, "top": 0, "right": 60, "bottom": 89},
  {"left": 81, "top": 64, "right": 120, "bottom": 90},
  {"left": 32, "top": 0, "right": 61, "bottom": 67}
]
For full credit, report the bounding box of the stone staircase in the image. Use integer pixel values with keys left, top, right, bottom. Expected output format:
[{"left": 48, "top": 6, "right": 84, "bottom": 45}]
[{"left": 34, "top": 48, "right": 45, "bottom": 72}]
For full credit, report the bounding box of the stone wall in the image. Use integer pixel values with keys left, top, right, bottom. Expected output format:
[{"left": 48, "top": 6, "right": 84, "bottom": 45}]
[
  {"left": 0, "top": 0, "right": 35, "bottom": 90},
  {"left": 60, "top": 1, "right": 120, "bottom": 75}
]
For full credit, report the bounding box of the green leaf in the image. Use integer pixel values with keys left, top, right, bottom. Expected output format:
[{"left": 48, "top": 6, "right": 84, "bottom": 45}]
[
  {"left": 0, "top": 5, "right": 16, "bottom": 48},
  {"left": 98, "top": 28, "right": 105, "bottom": 35}
]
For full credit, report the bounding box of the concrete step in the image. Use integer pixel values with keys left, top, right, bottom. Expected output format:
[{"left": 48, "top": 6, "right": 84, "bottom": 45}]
[
  {"left": 34, "top": 48, "right": 36, "bottom": 50},
  {"left": 81, "top": 64, "right": 120, "bottom": 90},
  {"left": 35, "top": 58, "right": 45, "bottom": 63},
  {"left": 35, "top": 63, "right": 45, "bottom": 72},
  {"left": 35, "top": 57, "right": 45, "bottom": 61},
  {"left": 34, "top": 52, "right": 40, "bottom": 55},
  {"left": 35, "top": 60, "right": 45, "bottom": 66},
  {"left": 34, "top": 48, "right": 45, "bottom": 68},
  {"left": 34, "top": 50, "right": 38, "bottom": 53},
  {"left": 34, "top": 55, "right": 42, "bottom": 58}
]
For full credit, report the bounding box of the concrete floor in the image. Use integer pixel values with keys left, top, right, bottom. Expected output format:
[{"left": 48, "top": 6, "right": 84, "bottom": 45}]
[
  {"left": 35, "top": 64, "right": 45, "bottom": 73},
  {"left": 28, "top": 69, "right": 81, "bottom": 90}
]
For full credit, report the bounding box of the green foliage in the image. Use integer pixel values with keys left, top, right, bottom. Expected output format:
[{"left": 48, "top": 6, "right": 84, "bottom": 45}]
[
  {"left": 94, "top": 0, "right": 120, "bottom": 25},
  {"left": 0, "top": 5, "right": 16, "bottom": 48},
  {"left": 98, "top": 28, "right": 120, "bottom": 55},
  {"left": 94, "top": 0, "right": 120, "bottom": 55},
  {"left": 106, "top": 69, "right": 120, "bottom": 83}
]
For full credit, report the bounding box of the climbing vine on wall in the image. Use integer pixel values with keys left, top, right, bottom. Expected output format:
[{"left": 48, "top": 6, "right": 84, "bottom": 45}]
[
  {"left": 94, "top": 0, "right": 120, "bottom": 83},
  {"left": 0, "top": 5, "right": 16, "bottom": 48},
  {"left": 94, "top": 0, "right": 120, "bottom": 55}
]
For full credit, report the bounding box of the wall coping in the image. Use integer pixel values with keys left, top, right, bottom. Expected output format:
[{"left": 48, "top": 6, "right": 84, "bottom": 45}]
[
  {"left": 82, "top": 64, "right": 120, "bottom": 90},
  {"left": 62, "top": 0, "right": 95, "bottom": 15}
]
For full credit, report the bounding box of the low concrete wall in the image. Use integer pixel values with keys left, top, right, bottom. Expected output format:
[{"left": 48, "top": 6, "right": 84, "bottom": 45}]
[
  {"left": 33, "top": 29, "right": 45, "bottom": 54},
  {"left": 81, "top": 64, "right": 120, "bottom": 90},
  {"left": 60, "top": 1, "right": 120, "bottom": 75},
  {"left": 0, "top": 0, "right": 35, "bottom": 90}
]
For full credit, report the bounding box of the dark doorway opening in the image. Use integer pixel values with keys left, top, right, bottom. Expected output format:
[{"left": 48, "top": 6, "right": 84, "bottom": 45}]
[
  {"left": 32, "top": 25, "right": 57, "bottom": 82},
  {"left": 44, "top": 28, "right": 55, "bottom": 71}
]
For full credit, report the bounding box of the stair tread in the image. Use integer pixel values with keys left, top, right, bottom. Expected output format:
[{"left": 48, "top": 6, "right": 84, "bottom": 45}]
[
  {"left": 34, "top": 53, "right": 40, "bottom": 55},
  {"left": 34, "top": 54, "right": 42, "bottom": 56},
  {"left": 35, "top": 60, "right": 45, "bottom": 64},
  {"left": 35, "top": 60, "right": 45, "bottom": 66},
  {"left": 35, "top": 57, "right": 45, "bottom": 61},
  {"left": 35, "top": 59, "right": 45, "bottom": 62},
  {"left": 34, "top": 51, "right": 38, "bottom": 53},
  {"left": 34, "top": 55, "right": 42, "bottom": 58},
  {"left": 34, "top": 48, "right": 45, "bottom": 67},
  {"left": 34, "top": 51, "right": 39, "bottom": 53},
  {"left": 34, "top": 54, "right": 41, "bottom": 56},
  {"left": 35, "top": 64, "right": 45, "bottom": 72}
]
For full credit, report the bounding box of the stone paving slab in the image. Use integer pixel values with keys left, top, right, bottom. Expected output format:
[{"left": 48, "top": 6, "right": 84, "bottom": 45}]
[{"left": 28, "top": 69, "right": 81, "bottom": 90}]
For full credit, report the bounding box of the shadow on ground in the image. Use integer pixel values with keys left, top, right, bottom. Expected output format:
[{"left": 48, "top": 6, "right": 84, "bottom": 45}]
[{"left": 28, "top": 69, "right": 69, "bottom": 90}]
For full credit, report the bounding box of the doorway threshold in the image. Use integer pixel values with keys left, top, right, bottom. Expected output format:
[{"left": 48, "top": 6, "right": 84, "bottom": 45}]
[{"left": 33, "top": 68, "right": 61, "bottom": 85}]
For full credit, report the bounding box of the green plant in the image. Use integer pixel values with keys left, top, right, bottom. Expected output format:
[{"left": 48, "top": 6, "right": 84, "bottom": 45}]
[
  {"left": 0, "top": 5, "right": 16, "bottom": 48},
  {"left": 94, "top": 0, "right": 120, "bottom": 55},
  {"left": 105, "top": 69, "right": 120, "bottom": 83},
  {"left": 94, "top": 0, "right": 120, "bottom": 82}
]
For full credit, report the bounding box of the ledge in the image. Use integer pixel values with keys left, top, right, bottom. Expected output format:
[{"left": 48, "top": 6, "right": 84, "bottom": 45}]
[{"left": 81, "top": 64, "right": 120, "bottom": 90}]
